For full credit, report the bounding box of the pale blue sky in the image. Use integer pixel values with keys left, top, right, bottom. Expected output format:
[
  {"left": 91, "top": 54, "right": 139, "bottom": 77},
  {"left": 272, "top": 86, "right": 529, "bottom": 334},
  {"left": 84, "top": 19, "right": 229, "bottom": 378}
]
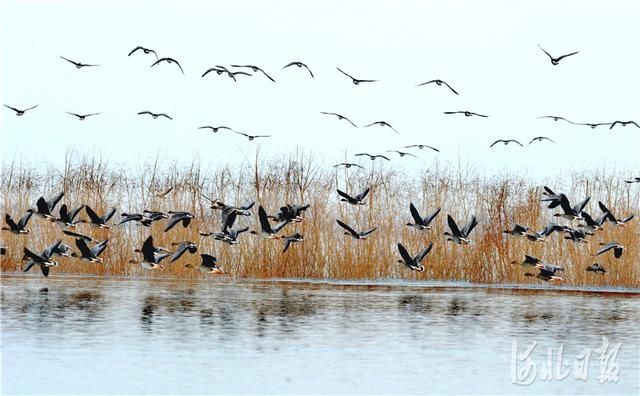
[{"left": 1, "top": 0, "right": 639, "bottom": 178}]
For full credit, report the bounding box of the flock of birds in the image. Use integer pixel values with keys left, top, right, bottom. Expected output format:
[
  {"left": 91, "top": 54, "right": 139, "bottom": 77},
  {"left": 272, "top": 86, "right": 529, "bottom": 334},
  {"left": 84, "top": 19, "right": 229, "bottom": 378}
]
[
  {"left": 3, "top": 43, "right": 638, "bottom": 282},
  {"left": 1, "top": 178, "right": 638, "bottom": 281}
]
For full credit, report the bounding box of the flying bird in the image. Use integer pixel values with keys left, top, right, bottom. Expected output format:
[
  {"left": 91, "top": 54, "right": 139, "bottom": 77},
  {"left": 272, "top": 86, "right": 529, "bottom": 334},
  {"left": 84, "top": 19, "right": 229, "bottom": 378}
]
[
  {"left": 490, "top": 139, "right": 523, "bottom": 147},
  {"left": 84, "top": 206, "right": 117, "bottom": 229},
  {"left": 128, "top": 46, "right": 158, "bottom": 59},
  {"left": 403, "top": 144, "right": 439, "bottom": 152},
  {"left": 525, "top": 264, "right": 564, "bottom": 282},
  {"left": 625, "top": 177, "right": 640, "bottom": 184},
  {"left": 594, "top": 242, "right": 625, "bottom": 259},
  {"left": 164, "top": 211, "right": 194, "bottom": 232},
  {"left": 3, "top": 210, "right": 34, "bottom": 234},
  {"left": 537, "top": 115, "right": 575, "bottom": 124},
  {"left": 235, "top": 131, "right": 271, "bottom": 141},
  {"left": 75, "top": 238, "right": 108, "bottom": 263},
  {"left": 320, "top": 112, "right": 358, "bottom": 127},
  {"left": 66, "top": 112, "right": 100, "bottom": 120},
  {"left": 364, "top": 121, "right": 399, "bottom": 134},
  {"left": 444, "top": 215, "right": 478, "bottom": 245},
  {"left": 231, "top": 64, "right": 276, "bottom": 82},
  {"left": 250, "top": 206, "right": 287, "bottom": 239},
  {"left": 577, "top": 122, "right": 612, "bottom": 129},
  {"left": 528, "top": 136, "right": 555, "bottom": 145},
  {"left": 406, "top": 203, "right": 441, "bottom": 231},
  {"left": 282, "top": 233, "right": 304, "bottom": 253},
  {"left": 282, "top": 61, "right": 314, "bottom": 78},
  {"left": 510, "top": 255, "right": 541, "bottom": 267},
  {"left": 586, "top": 263, "right": 607, "bottom": 275},
  {"left": 336, "top": 67, "right": 377, "bottom": 85},
  {"left": 337, "top": 187, "right": 370, "bottom": 205},
  {"left": 130, "top": 236, "right": 170, "bottom": 270},
  {"left": 170, "top": 241, "right": 198, "bottom": 263},
  {"left": 503, "top": 224, "right": 529, "bottom": 236},
  {"left": 150, "top": 57, "right": 184, "bottom": 74},
  {"left": 334, "top": 163, "right": 364, "bottom": 169},
  {"left": 202, "top": 67, "right": 228, "bottom": 78},
  {"left": 23, "top": 244, "right": 60, "bottom": 277},
  {"left": 336, "top": 220, "right": 377, "bottom": 240},
  {"left": 52, "top": 204, "right": 84, "bottom": 228},
  {"left": 609, "top": 120, "right": 639, "bottom": 129},
  {"left": 4, "top": 104, "right": 38, "bottom": 116},
  {"left": 60, "top": 56, "right": 99, "bottom": 69},
  {"left": 199, "top": 125, "right": 232, "bottom": 133},
  {"left": 355, "top": 153, "right": 390, "bottom": 161},
  {"left": 387, "top": 150, "right": 417, "bottom": 158},
  {"left": 416, "top": 79, "right": 458, "bottom": 95},
  {"left": 598, "top": 201, "right": 635, "bottom": 226},
  {"left": 35, "top": 192, "right": 64, "bottom": 219},
  {"left": 554, "top": 194, "right": 590, "bottom": 221},
  {"left": 185, "top": 254, "right": 224, "bottom": 274},
  {"left": 443, "top": 111, "right": 488, "bottom": 118},
  {"left": 138, "top": 111, "right": 172, "bottom": 120},
  {"left": 538, "top": 44, "right": 579, "bottom": 65},
  {"left": 397, "top": 243, "right": 433, "bottom": 272}
]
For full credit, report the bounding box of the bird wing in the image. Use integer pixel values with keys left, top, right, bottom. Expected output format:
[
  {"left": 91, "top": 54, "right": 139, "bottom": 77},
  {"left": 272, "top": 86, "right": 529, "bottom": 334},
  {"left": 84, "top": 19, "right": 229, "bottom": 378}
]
[
  {"left": 6, "top": 214, "right": 20, "bottom": 230},
  {"left": 200, "top": 254, "right": 217, "bottom": 267},
  {"left": 18, "top": 210, "right": 34, "bottom": 228},
  {"left": 282, "top": 239, "right": 292, "bottom": 253},
  {"left": 595, "top": 243, "right": 616, "bottom": 256},
  {"left": 60, "top": 56, "right": 77, "bottom": 65},
  {"left": 558, "top": 194, "right": 573, "bottom": 215},
  {"left": 598, "top": 201, "right": 610, "bottom": 215},
  {"left": 414, "top": 243, "right": 434, "bottom": 264},
  {"left": 282, "top": 62, "right": 296, "bottom": 69},
  {"left": 164, "top": 214, "right": 185, "bottom": 232},
  {"left": 336, "top": 189, "right": 354, "bottom": 201},
  {"left": 170, "top": 244, "right": 189, "bottom": 262},
  {"left": 441, "top": 81, "right": 459, "bottom": 95},
  {"left": 48, "top": 192, "right": 64, "bottom": 211},
  {"left": 573, "top": 196, "right": 591, "bottom": 214},
  {"left": 234, "top": 131, "right": 250, "bottom": 138},
  {"left": 409, "top": 203, "right": 424, "bottom": 225},
  {"left": 425, "top": 207, "right": 441, "bottom": 225},
  {"left": 397, "top": 243, "right": 414, "bottom": 264},
  {"left": 342, "top": 115, "right": 358, "bottom": 127},
  {"left": 302, "top": 63, "right": 314, "bottom": 78},
  {"left": 128, "top": 46, "right": 142, "bottom": 56},
  {"left": 84, "top": 206, "right": 102, "bottom": 224},
  {"left": 23, "top": 104, "right": 37, "bottom": 112},
  {"left": 103, "top": 208, "right": 117, "bottom": 223},
  {"left": 258, "top": 68, "right": 276, "bottom": 82},
  {"left": 462, "top": 215, "right": 478, "bottom": 237},
  {"left": 377, "top": 155, "right": 391, "bottom": 160},
  {"left": 159, "top": 113, "right": 173, "bottom": 120},
  {"left": 416, "top": 80, "right": 437, "bottom": 86},
  {"left": 336, "top": 220, "right": 358, "bottom": 238},
  {"left": 141, "top": 236, "right": 156, "bottom": 262},
  {"left": 241, "top": 201, "right": 255, "bottom": 211},
  {"left": 472, "top": 112, "right": 489, "bottom": 118},
  {"left": 257, "top": 206, "right": 273, "bottom": 234},
  {"left": 513, "top": 224, "right": 528, "bottom": 233},
  {"left": 221, "top": 208, "right": 238, "bottom": 230},
  {"left": 75, "top": 238, "right": 94, "bottom": 259},
  {"left": 556, "top": 51, "right": 579, "bottom": 61},
  {"left": 92, "top": 240, "right": 108, "bottom": 257},
  {"left": 36, "top": 197, "right": 50, "bottom": 214},
  {"left": 447, "top": 215, "right": 462, "bottom": 237},
  {"left": 336, "top": 67, "right": 355, "bottom": 80},
  {"left": 537, "top": 45, "right": 553, "bottom": 60},
  {"left": 511, "top": 140, "right": 524, "bottom": 147},
  {"left": 490, "top": 140, "right": 503, "bottom": 147},
  {"left": 4, "top": 104, "right": 20, "bottom": 112},
  {"left": 360, "top": 227, "right": 377, "bottom": 237},
  {"left": 355, "top": 187, "right": 370, "bottom": 201}
]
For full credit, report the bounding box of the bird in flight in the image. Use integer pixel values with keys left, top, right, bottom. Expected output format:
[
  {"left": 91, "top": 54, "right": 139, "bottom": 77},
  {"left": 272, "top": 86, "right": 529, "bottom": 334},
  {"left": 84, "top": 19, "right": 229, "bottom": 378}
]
[
  {"left": 334, "top": 163, "right": 364, "bottom": 169},
  {"left": 150, "top": 57, "right": 184, "bottom": 74},
  {"left": 403, "top": 144, "right": 439, "bottom": 152},
  {"left": 4, "top": 104, "right": 37, "bottom": 116},
  {"left": 202, "top": 67, "right": 228, "bottom": 77},
  {"left": 128, "top": 46, "right": 158, "bottom": 60},
  {"left": 282, "top": 61, "right": 314, "bottom": 78},
  {"left": 577, "top": 122, "right": 612, "bottom": 129},
  {"left": 416, "top": 79, "right": 459, "bottom": 95},
  {"left": 336, "top": 220, "right": 377, "bottom": 240},
  {"left": 60, "top": 56, "right": 99, "bottom": 69},
  {"left": 444, "top": 111, "right": 488, "bottom": 118},
  {"left": 528, "top": 136, "right": 555, "bottom": 145},
  {"left": 397, "top": 243, "right": 433, "bottom": 272},
  {"left": 336, "top": 67, "right": 377, "bottom": 85},
  {"left": 199, "top": 126, "right": 232, "bottom": 133},
  {"left": 355, "top": 153, "right": 390, "bottom": 161},
  {"left": 231, "top": 65, "right": 276, "bottom": 82},
  {"left": 66, "top": 112, "right": 100, "bottom": 120},
  {"left": 138, "top": 111, "right": 172, "bottom": 120},
  {"left": 610, "top": 120, "right": 639, "bottom": 129},
  {"left": 387, "top": 150, "right": 417, "bottom": 158},
  {"left": 625, "top": 177, "right": 640, "bottom": 184},
  {"left": 320, "top": 112, "right": 358, "bottom": 127},
  {"left": 594, "top": 242, "right": 625, "bottom": 259},
  {"left": 337, "top": 187, "right": 370, "bottom": 205},
  {"left": 538, "top": 44, "right": 579, "bottom": 65},
  {"left": 537, "top": 115, "right": 575, "bottom": 124},
  {"left": 364, "top": 121, "right": 399, "bottom": 134},
  {"left": 235, "top": 131, "right": 271, "bottom": 141}
]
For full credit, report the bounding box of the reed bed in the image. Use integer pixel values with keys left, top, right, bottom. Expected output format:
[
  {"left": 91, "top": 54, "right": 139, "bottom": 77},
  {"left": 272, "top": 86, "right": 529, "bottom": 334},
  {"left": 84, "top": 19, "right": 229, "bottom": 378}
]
[{"left": 1, "top": 152, "right": 638, "bottom": 288}]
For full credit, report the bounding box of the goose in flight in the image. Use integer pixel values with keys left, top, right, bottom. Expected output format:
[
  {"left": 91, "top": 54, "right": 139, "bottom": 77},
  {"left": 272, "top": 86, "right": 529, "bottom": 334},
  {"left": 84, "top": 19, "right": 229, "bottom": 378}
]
[
  {"left": 594, "top": 242, "right": 624, "bottom": 259},
  {"left": 268, "top": 204, "right": 310, "bottom": 224},
  {"left": 444, "top": 215, "right": 478, "bottom": 244},
  {"left": 598, "top": 201, "right": 635, "bottom": 226},
  {"left": 52, "top": 204, "right": 84, "bottom": 228},
  {"left": 4, "top": 104, "right": 38, "bottom": 116},
  {"left": 364, "top": 121, "right": 399, "bottom": 134},
  {"left": 231, "top": 64, "right": 276, "bottom": 82},
  {"left": 138, "top": 111, "right": 172, "bottom": 120},
  {"left": 416, "top": 79, "right": 458, "bottom": 95},
  {"left": 336, "top": 67, "right": 377, "bottom": 85},
  {"left": 128, "top": 46, "right": 158, "bottom": 59},
  {"left": 75, "top": 238, "right": 108, "bottom": 263},
  {"left": 63, "top": 230, "right": 98, "bottom": 243},
  {"left": 403, "top": 144, "right": 440, "bottom": 152},
  {"left": 3, "top": 210, "right": 34, "bottom": 234},
  {"left": 201, "top": 195, "right": 255, "bottom": 216},
  {"left": 538, "top": 44, "right": 579, "bottom": 65},
  {"left": 577, "top": 122, "right": 612, "bottom": 129},
  {"left": 66, "top": 112, "right": 100, "bottom": 120},
  {"left": 201, "top": 226, "right": 249, "bottom": 245},
  {"left": 406, "top": 203, "right": 440, "bottom": 231},
  {"left": 625, "top": 177, "right": 640, "bottom": 184},
  {"left": 337, "top": 186, "right": 370, "bottom": 205},
  {"left": 23, "top": 244, "right": 60, "bottom": 277},
  {"left": 444, "top": 111, "right": 488, "bottom": 118},
  {"left": 563, "top": 227, "right": 592, "bottom": 243},
  {"left": 235, "top": 131, "right": 271, "bottom": 141},
  {"left": 35, "top": 192, "right": 64, "bottom": 219},
  {"left": 609, "top": 120, "right": 639, "bottom": 129},
  {"left": 130, "top": 236, "right": 169, "bottom": 269},
  {"left": 226, "top": 70, "right": 252, "bottom": 81},
  {"left": 510, "top": 254, "right": 540, "bottom": 267},
  {"left": 170, "top": 241, "right": 198, "bottom": 262},
  {"left": 202, "top": 67, "right": 227, "bottom": 77},
  {"left": 524, "top": 222, "right": 566, "bottom": 242},
  {"left": 540, "top": 186, "right": 563, "bottom": 209},
  {"left": 355, "top": 153, "right": 390, "bottom": 161},
  {"left": 537, "top": 115, "right": 575, "bottom": 124},
  {"left": 150, "top": 57, "right": 184, "bottom": 74},
  {"left": 336, "top": 220, "right": 377, "bottom": 240},
  {"left": 282, "top": 233, "right": 304, "bottom": 253},
  {"left": 554, "top": 194, "right": 590, "bottom": 221},
  {"left": 85, "top": 206, "right": 117, "bottom": 229},
  {"left": 199, "top": 125, "right": 232, "bottom": 133},
  {"left": 250, "top": 206, "right": 287, "bottom": 239},
  {"left": 334, "top": 163, "right": 364, "bottom": 169},
  {"left": 387, "top": 150, "right": 417, "bottom": 158},
  {"left": 525, "top": 264, "right": 564, "bottom": 282},
  {"left": 165, "top": 211, "right": 194, "bottom": 232},
  {"left": 60, "top": 56, "right": 99, "bottom": 69},
  {"left": 503, "top": 224, "right": 529, "bottom": 236},
  {"left": 397, "top": 242, "right": 433, "bottom": 272},
  {"left": 528, "top": 136, "right": 555, "bottom": 145},
  {"left": 490, "top": 139, "right": 523, "bottom": 147},
  {"left": 579, "top": 211, "right": 608, "bottom": 232},
  {"left": 282, "top": 61, "right": 314, "bottom": 78},
  {"left": 320, "top": 112, "right": 358, "bottom": 127},
  {"left": 185, "top": 254, "right": 224, "bottom": 274},
  {"left": 586, "top": 263, "right": 606, "bottom": 275}
]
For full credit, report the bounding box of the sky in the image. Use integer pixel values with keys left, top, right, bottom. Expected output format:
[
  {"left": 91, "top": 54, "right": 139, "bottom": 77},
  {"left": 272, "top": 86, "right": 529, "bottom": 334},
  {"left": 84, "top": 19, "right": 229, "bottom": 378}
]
[{"left": 1, "top": 0, "right": 639, "bottom": 180}]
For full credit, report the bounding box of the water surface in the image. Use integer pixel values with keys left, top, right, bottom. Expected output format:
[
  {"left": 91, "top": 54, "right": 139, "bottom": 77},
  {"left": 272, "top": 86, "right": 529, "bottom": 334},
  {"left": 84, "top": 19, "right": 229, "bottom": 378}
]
[{"left": 2, "top": 276, "right": 639, "bottom": 394}]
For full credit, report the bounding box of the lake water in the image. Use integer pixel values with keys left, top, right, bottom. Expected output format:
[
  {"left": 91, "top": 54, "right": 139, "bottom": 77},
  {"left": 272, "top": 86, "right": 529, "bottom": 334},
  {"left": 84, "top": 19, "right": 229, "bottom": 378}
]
[{"left": 2, "top": 275, "right": 639, "bottom": 394}]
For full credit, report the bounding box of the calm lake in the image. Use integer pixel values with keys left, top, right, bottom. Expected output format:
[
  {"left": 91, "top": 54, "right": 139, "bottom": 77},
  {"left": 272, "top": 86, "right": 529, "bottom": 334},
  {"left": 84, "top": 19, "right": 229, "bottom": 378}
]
[{"left": 2, "top": 275, "right": 639, "bottom": 394}]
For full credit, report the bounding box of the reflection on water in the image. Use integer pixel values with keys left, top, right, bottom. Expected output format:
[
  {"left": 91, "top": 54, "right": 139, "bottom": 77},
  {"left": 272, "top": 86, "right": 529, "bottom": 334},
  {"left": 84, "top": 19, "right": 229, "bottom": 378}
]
[{"left": 2, "top": 277, "right": 639, "bottom": 394}]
